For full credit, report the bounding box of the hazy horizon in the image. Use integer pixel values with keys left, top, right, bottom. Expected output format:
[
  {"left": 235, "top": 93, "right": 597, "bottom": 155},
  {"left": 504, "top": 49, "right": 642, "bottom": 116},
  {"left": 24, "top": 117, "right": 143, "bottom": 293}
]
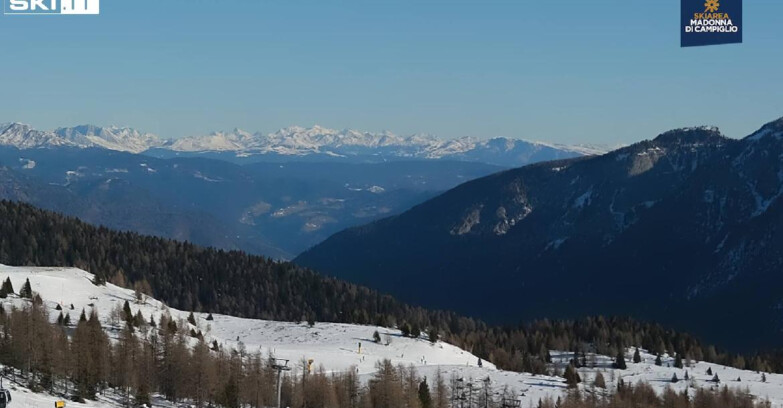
[{"left": 2, "top": 0, "right": 781, "bottom": 145}]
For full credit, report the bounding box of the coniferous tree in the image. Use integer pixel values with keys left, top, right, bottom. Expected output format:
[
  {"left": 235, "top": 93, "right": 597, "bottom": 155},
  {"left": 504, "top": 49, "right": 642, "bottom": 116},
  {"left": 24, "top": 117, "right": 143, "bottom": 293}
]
[
  {"left": 373, "top": 330, "right": 382, "bottom": 343},
  {"left": 712, "top": 373, "right": 720, "bottom": 383},
  {"left": 674, "top": 353, "right": 683, "bottom": 368},
  {"left": 428, "top": 327, "right": 439, "bottom": 343},
  {"left": 411, "top": 323, "right": 421, "bottom": 338},
  {"left": 133, "top": 310, "right": 144, "bottom": 327},
  {"left": 671, "top": 373, "right": 679, "bottom": 383},
  {"left": 655, "top": 354, "right": 662, "bottom": 366},
  {"left": 633, "top": 347, "right": 641, "bottom": 363},
  {"left": 613, "top": 350, "right": 627, "bottom": 369},
  {"left": 188, "top": 312, "right": 197, "bottom": 326},
  {"left": 418, "top": 378, "right": 432, "bottom": 408},
  {"left": 19, "top": 278, "right": 33, "bottom": 299},
  {"left": 218, "top": 374, "right": 240, "bottom": 408},
  {"left": 123, "top": 300, "right": 133, "bottom": 323},
  {"left": 593, "top": 372, "right": 606, "bottom": 388},
  {"left": 400, "top": 322, "right": 412, "bottom": 337},
  {"left": 206, "top": 313, "right": 214, "bottom": 321},
  {"left": 707, "top": 367, "right": 713, "bottom": 376},
  {"left": 564, "top": 364, "right": 581, "bottom": 388},
  {"left": 1, "top": 277, "right": 13, "bottom": 295}
]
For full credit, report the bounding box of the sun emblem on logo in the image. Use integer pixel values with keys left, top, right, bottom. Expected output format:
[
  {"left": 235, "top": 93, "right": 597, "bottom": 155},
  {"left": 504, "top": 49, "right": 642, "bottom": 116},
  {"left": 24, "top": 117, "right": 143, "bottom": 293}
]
[{"left": 704, "top": 0, "right": 720, "bottom": 12}]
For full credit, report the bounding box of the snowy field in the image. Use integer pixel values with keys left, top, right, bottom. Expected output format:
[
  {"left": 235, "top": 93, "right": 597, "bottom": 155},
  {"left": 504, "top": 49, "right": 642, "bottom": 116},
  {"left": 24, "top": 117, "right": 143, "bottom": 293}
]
[{"left": 1, "top": 264, "right": 782, "bottom": 407}]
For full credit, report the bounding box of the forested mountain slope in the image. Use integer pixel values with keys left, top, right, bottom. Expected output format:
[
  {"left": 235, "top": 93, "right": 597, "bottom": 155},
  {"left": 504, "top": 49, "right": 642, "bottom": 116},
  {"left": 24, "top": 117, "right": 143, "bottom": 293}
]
[
  {"left": 1, "top": 199, "right": 776, "bottom": 375},
  {"left": 297, "top": 117, "right": 783, "bottom": 351}
]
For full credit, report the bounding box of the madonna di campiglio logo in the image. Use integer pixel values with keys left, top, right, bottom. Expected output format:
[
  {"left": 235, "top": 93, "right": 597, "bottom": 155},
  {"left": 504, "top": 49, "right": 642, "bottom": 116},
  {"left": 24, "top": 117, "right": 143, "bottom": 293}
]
[
  {"left": 704, "top": 0, "right": 720, "bottom": 13},
  {"left": 681, "top": 0, "right": 742, "bottom": 47}
]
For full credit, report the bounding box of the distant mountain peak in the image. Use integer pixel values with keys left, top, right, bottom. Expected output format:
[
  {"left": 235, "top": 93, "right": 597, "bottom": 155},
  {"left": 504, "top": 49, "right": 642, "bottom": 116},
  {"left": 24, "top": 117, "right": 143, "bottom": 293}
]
[
  {"left": 54, "top": 125, "right": 166, "bottom": 153},
  {"left": 652, "top": 126, "right": 727, "bottom": 146},
  {"left": 745, "top": 116, "right": 783, "bottom": 142}
]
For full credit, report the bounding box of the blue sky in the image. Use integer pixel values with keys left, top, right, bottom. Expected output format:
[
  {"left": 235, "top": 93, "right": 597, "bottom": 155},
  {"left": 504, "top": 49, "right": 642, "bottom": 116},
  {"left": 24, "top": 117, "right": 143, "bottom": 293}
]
[{"left": 1, "top": 0, "right": 781, "bottom": 145}]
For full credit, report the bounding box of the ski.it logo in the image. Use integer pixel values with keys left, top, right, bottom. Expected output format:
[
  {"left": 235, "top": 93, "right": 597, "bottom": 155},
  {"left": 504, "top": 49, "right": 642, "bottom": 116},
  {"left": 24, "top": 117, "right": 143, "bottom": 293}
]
[{"left": 4, "top": 0, "right": 99, "bottom": 15}]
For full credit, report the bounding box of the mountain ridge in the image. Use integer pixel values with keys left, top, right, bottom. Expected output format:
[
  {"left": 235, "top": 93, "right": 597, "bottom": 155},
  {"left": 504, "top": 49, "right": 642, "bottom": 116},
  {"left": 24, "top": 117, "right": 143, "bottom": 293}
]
[
  {"left": 295, "top": 115, "right": 783, "bottom": 351},
  {"left": 0, "top": 122, "right": 604, "bottom": 167}
]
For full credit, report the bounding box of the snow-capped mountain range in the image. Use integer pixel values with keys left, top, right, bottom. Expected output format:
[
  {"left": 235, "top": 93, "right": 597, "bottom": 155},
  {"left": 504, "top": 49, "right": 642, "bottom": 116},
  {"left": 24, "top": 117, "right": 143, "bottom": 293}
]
[
  {"left": 0, "top": 122, "right": 165, "bottom": 153},
  {"left": 0, "top": 122, "right": 604, "bottom": 166}
]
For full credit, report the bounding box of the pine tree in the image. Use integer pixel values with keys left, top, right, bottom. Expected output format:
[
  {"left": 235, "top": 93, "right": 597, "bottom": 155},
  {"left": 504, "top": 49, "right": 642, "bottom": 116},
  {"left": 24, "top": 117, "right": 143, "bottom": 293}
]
[
  {"left": 123, "top": 300, "right": 133, "bottom": 323},
  {"left": 428, "top": 327, "right": 439, "bottom": 343},
  {"left": 564, "top": 364, "right": 581, "bottom": 388},
  {"left": 218, "top": 375, "right": 240, "bottom": 408},
  {"left": 593, "top": 372, "right": 606, "bottom": 388},
  {"left": 411, "top": 323, "right": 421, "bottom": 338},
  {"left": 684, "top": 371, "right": 689, "bottom": 381},
  {"left": 762, "top": 373, "right": 767, "bottom": 382},
  {"left": 707, "top": 367, "right": 713, "bottom": 376},
  {"left": 633, "top": 347, "right": 641, "bottom": 363},
  {"left": 63, "top": 313, "right": 71, "bottom": 326},
  {"left": 19, "top": 278, "right": 33, "bottom": 299},
  {"left": 373, "top": 330, "right": 382, "bottom": 343},
  {"left": 613, "top": 350, "right": 627, "bottom": 369},
  {"left": 188, "top": 312, "right": 197, "bottom": 326},
  {"left": 418, "top": 378, "right": 433, "bottom": 408},
  {"left": 1, "top": 277, "right": 13, "bottom": 295},
  {"left": 134, "top": 310, "right": 145, "bottom": 327},
  {"left": 91, "top": 272, "right": 106, "bottom": 286},
  {"left": 674, "top": 353, "right": 683, "bottom": 369},
  {"left": 400, "top": 322, "right": 412, "bottom": 337},
  {"left": 655, "top": 354, "right": 662, "bottom": 366},
  {"left": 206, "top": 313, "right": 214, "bottom": 321},
  {"left": 712, "top": 373, "right": 720, "bottom": 383},
  {"left": 671, "top": 373, "right": 679, "bottom": 383},
  {"left": 79, "top": 308, "right": 87, "bottom": 322}
]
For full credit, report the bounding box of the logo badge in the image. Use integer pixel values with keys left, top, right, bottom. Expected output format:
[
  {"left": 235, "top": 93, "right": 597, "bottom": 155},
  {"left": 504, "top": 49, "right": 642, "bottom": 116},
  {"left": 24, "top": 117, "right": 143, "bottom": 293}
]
[
  {"left": 4, "top": 0, "right": 100, "bottom": 15},
  {"left": 681, "top": 0, "right": 741, "bottom": 47}
]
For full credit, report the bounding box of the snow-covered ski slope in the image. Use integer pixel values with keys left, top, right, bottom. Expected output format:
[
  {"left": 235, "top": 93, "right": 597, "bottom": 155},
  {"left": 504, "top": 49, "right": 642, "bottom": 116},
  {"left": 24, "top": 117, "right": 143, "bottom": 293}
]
[{"left": 2, "top": 264, "right": 783, "bottom": 407}]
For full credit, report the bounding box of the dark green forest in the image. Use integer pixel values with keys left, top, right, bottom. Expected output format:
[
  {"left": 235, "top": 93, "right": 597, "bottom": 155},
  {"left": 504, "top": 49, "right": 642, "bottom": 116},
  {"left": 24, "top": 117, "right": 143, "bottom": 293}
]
[{"left": 0, "top": 199, "right": 779, "bottom": 375}]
